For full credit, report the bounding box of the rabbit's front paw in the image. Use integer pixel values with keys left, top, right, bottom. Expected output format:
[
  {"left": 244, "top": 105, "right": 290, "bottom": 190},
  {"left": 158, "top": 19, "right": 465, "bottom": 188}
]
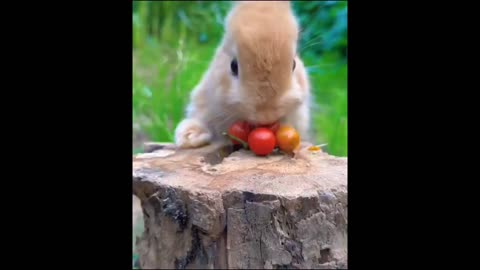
[{"left": 174, "top": 118, "right": 212, "bottom": 148}]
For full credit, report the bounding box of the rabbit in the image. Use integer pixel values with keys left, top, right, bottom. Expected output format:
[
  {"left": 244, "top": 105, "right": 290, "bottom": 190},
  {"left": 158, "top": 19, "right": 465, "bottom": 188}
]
[{"left": 175, "top": 1, "right": 312, "bottom": 148}]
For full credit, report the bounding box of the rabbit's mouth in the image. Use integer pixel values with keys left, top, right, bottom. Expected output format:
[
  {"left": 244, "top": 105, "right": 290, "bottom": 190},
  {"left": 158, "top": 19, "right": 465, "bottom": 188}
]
[
  {"left": 235, "top": 103, "right": 285, "bottom": 126},
  {"left": 249, "top": 120, "right": 278, "bottom": 126},
  {"left": 246, "top": 116, "right": 282, "bottom": 126}
]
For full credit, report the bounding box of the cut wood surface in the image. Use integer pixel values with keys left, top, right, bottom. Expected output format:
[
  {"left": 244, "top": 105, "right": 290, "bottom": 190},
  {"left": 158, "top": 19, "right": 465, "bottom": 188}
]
[{"left": 133, "top": 141, "right": 347, "bottom": 269}]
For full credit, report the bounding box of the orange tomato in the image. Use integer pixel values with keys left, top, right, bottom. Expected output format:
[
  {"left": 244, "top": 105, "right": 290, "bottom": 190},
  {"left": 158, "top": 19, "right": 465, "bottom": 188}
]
[{"left": 275, "top": 125, "right": 300, "bottom": 153}]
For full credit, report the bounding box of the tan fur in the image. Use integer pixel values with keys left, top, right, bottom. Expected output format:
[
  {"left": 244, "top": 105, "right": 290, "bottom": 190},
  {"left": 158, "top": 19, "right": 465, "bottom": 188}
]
[{"left": 175, "top": 1, "right": 312, "bottom": 148}]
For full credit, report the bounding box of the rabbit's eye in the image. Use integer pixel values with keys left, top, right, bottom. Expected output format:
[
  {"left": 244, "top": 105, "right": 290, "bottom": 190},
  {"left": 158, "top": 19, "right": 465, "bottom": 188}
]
[
  {"left": 293, "top": 60, "right": 296, "bottom": 71},
  {"left": 231, "top": 59, "right": 238, "bottom": 76}
]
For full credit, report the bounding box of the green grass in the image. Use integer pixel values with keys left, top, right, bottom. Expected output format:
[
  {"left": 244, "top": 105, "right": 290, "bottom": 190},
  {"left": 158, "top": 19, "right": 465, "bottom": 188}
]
[
  {"left": 133, "top": 40, "right": 217, "bottom": 152},
  {"left": 303, "top": 51, "right": 348, "bottom": 156}
]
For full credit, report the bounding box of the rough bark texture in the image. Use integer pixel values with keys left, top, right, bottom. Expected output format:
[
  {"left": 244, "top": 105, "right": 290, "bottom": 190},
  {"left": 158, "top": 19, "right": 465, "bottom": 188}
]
[{"left": 133, "top": 142, "right": 347, "bottom": 269}]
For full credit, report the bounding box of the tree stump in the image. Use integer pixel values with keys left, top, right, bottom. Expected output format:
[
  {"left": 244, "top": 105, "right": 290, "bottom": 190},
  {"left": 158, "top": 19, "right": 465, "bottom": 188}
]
[{"left": 133, "top": 142, "right": 347, "bottom": 269}]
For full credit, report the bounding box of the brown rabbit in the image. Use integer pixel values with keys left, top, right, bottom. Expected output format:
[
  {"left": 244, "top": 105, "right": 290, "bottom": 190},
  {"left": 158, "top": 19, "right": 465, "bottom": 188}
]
[{"left": 175, "top": 1, "right": 311, "bottom": 148}]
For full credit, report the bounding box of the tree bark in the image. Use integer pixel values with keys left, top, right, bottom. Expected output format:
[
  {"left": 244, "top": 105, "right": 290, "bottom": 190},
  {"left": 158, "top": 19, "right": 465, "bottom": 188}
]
[{"left": 133, "top": 142, "right": 347, "bottom": 269}]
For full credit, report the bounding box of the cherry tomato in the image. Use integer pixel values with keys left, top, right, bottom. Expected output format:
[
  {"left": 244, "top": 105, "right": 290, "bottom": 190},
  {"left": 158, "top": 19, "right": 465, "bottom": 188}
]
[
  {"left": 250, "top": 122, "right": 280, "bottom": 147},
  {"left": 248, "top": 128, "right": 276, "bottom": 156},
  {"left": 276, "top": 125, "right": 300, "bottom": 154},
  {"left": 228, "top": 121, "right": 251, "bottom": 145}
]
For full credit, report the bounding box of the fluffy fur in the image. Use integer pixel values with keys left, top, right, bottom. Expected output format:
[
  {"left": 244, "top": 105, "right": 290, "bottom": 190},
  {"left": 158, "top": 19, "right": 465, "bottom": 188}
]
[{"left": 175, "top": 1, "right": 311, "bottom": 148}]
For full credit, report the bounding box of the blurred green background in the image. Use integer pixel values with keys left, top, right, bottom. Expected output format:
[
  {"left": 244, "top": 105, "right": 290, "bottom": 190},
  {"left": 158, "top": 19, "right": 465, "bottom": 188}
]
[
  {"left": 132, "top": 1, "right": 347, "bottom": 267},
  {"left": 132, "top": 1, "right": 347, "bottom": 157}
]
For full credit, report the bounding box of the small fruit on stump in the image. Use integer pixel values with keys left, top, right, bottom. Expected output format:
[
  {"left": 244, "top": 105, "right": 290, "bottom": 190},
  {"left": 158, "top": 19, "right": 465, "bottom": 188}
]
[
  {"left": 276, "top": 125, "right": 300, "bottom": 154},
  {"left": 227, "top": 121, "right": 251, "bottom": 146},
  {"left": 250, "top": 122, "right": 280, "bottom": 147},
  {"left": 248, "top": 128, "right": 276, "bottom": 156}
]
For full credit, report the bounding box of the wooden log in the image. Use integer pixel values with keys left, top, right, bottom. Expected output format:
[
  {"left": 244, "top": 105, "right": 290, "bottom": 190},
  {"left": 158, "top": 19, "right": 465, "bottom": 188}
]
[{"left": 133, "top": 142, "right": 347, "bottom": 269}]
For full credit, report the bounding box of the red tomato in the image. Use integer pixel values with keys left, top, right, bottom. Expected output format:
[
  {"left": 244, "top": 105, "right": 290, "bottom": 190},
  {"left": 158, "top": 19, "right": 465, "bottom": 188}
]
[
  {"left": 250, "top": 122, "right": 280, "bottom": 147},
  {"left": 248, "top": 128, "right": 276, "bottom": 156},
  {"left": 228, "top": 121, "right": 251, "bottom": 145}
]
